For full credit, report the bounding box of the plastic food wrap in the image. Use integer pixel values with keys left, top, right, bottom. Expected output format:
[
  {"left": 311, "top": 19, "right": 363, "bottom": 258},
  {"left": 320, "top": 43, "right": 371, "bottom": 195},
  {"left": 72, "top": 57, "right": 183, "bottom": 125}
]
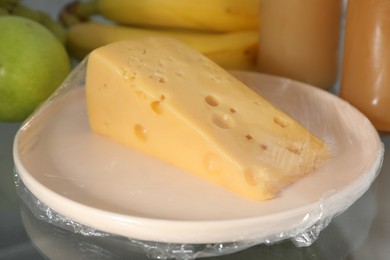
[
  {"left": 14, "top": 171, "right": 335, "bottom": 259},
  {"left": 13, "top": 59, "right": 384, "bottom": 259}
]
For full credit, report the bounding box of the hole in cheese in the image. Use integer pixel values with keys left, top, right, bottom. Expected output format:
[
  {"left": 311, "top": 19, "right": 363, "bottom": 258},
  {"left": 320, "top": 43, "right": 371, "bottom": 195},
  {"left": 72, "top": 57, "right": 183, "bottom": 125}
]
[
  {"left": 134, "top": 124, "right": 148, "bottom": 141},
  {"left": 246, "top": 134, "right": 253, "bottom": 140},
  {"left": 244, "top": 168, "right": 258, "bottom": 186},
  {"left": 150, "top": 95, "right": 166, "bottom": 114},
  {"left": 211, "top": 112, "right": 235, "bottom": 129},
  {"left": 205, "top": 95, "right": 219, "bottom": 107},
  {"left": 151, "top": 101, "right": 163, "bottom": 114},
  {"left": 259, "top": 144, "right": 268, "bottom": 150},
  {"left": 149, "top": 72, "right": 167, "bottom": 83},
  {"left": 273, "top": 117, "right": 289, "bottom": 128},
  {"left": 287, "top": 144, "right": 302, "bottom": 155},
  {"left": 175, "top": 71, "right": 184, "bottom": 77},
  {"left": 203, "top": 153, "right": 221, "bottom": 175}
]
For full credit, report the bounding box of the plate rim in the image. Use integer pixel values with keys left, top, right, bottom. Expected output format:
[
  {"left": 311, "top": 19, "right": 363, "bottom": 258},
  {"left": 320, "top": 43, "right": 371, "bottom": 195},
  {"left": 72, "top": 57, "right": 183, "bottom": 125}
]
[{"left": 13, "top": 71, "right": 384, "bottom": 244}]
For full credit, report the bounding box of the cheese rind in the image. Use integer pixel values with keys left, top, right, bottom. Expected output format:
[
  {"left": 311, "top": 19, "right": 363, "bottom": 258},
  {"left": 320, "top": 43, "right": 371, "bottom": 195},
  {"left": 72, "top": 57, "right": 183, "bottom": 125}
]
[{"left": 86, "top": 37, "right": 330, "bottom": 201}]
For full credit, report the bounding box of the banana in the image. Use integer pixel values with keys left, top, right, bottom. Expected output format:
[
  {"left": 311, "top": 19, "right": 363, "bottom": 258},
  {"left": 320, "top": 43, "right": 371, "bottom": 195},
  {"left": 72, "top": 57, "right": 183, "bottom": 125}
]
[
  {"left": 62, "top": 0, "right": 259, "bottom": 32},
  {"left": 66, "top": 22, "right": 258, "bottom": 70}
]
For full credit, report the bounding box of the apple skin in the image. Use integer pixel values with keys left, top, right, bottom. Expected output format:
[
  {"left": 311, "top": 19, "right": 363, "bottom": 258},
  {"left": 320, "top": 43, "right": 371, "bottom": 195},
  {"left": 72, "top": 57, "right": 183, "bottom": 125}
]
[{"left": 0, "top": 16, "right": 71, "bottom": 122}]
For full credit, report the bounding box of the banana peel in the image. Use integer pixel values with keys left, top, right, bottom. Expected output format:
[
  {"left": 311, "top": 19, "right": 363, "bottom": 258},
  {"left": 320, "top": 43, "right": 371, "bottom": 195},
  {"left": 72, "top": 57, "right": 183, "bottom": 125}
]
[
  {"left": 62, "top": 0, "right": 259, "bottom": 32},
  {"left": 66, "top": 22, "right": 258, "bottom": 71}
]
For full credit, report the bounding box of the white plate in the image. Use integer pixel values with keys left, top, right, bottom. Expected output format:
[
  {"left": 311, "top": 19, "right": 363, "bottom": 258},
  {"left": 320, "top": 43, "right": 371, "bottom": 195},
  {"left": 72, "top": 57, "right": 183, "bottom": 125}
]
[{"left": 13, "top": 71, "right": 384, "bottom": 244}]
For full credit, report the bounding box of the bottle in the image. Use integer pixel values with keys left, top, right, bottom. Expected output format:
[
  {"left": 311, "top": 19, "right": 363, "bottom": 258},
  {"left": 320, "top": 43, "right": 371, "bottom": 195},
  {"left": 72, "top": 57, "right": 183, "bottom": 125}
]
[
  {"left": 257, "top": 0, "right": 343, "bottom": 89},
  {"left": 339, "top": 0, "right": 390, "bottom": 132}
]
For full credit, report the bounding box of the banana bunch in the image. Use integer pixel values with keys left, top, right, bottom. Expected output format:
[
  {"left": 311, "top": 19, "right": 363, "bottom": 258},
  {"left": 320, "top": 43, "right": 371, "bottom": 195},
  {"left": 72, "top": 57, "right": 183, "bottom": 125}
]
[
  {"left": 67, "top": 22, "right": 258, "bottom": 70},
  {"left": 0, "top": 0, "right": 66, "bottom": 44},
  {"left": 62, "top": 0, "right": 260, "bottom": 70}
]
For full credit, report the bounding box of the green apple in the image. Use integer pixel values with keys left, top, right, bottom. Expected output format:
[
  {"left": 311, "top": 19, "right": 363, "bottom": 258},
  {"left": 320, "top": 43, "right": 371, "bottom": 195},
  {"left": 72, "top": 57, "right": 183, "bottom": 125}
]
[{"left": 0, "top": 16, "right": 71, "bottom": 122}]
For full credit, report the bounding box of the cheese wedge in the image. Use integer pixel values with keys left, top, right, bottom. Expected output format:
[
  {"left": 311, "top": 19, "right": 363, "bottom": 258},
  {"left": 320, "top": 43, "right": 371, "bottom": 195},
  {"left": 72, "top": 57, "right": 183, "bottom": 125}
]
[{"left": 86, "top": 37, "right": 330, "bottom": 201}]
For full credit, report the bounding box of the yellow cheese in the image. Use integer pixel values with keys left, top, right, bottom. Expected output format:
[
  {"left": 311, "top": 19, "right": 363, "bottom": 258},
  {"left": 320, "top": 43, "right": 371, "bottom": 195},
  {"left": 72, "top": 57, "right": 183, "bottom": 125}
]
[{"left": 86, "top": 37, "right": 330, "bottom": 201}]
